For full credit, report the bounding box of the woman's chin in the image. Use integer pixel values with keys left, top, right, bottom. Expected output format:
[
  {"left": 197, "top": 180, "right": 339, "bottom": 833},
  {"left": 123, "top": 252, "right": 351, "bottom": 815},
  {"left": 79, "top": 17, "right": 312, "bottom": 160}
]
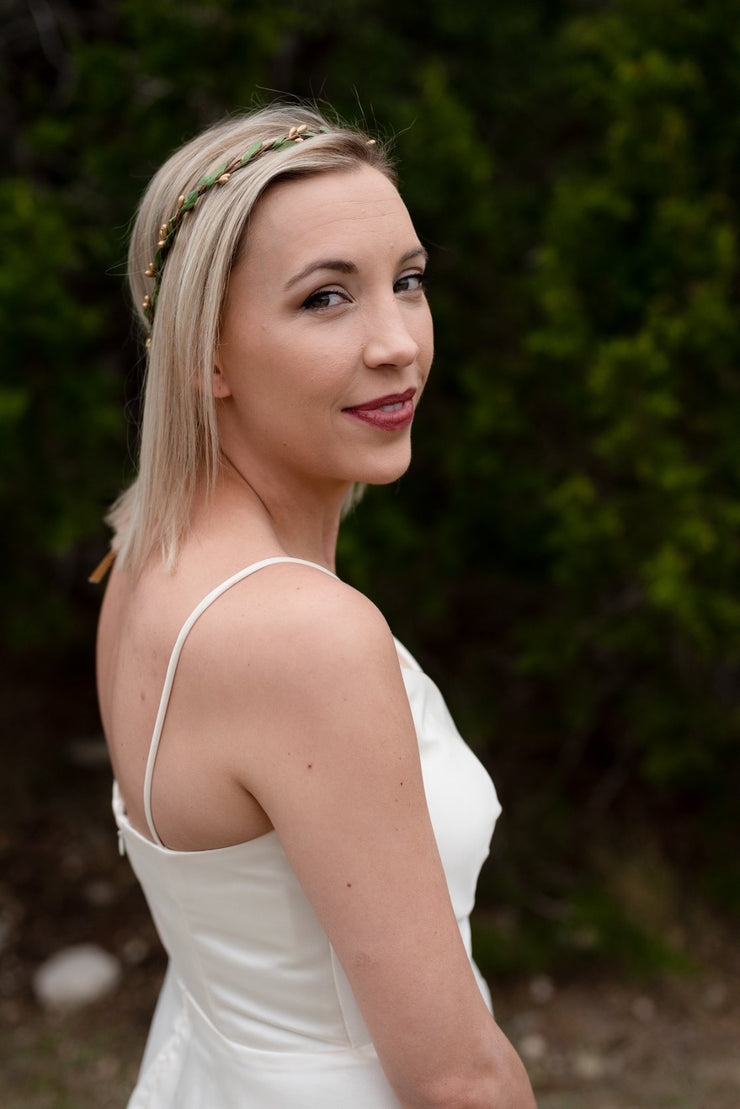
[{"left": 354, "top": 451, "right": 413, "bottom": 487}]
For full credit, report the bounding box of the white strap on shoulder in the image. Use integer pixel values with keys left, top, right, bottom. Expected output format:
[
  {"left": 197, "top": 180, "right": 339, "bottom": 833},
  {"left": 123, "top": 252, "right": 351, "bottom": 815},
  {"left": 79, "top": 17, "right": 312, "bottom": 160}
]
[{"left": 143, "top": 556, "right": 337, "bottom": 845}]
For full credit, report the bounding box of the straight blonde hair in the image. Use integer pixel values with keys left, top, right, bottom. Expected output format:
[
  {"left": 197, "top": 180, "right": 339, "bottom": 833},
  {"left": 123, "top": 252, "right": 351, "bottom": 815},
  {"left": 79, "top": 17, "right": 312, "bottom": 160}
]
[{"left": 108, "top": 104, "right": 394, "bottom": 577}]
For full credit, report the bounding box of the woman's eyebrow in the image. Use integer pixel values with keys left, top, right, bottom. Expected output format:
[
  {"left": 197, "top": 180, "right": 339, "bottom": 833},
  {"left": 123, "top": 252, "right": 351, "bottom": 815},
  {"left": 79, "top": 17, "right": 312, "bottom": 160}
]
[
  {"left": 284, "top": 259, "right": 357, "bottom": 290},
  {"left": 284, "top": 246, "right": 429, "bottom": 291},
  {"left": 401, "top": 246, "right": 429, "bottom": 266}
]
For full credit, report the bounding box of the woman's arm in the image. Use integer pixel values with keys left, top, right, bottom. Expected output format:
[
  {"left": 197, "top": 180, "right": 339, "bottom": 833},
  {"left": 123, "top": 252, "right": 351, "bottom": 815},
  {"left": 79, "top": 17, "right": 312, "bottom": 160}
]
[{"left": 181, "top": 564, "right": 536, "bottom": 1109}]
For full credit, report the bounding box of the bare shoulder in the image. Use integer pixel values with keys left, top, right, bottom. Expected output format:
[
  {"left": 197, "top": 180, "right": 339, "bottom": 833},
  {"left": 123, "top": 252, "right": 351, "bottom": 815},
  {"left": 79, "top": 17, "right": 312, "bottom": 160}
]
[
  {"left": 190, "top": 560, "right": 399, "bottom": 683},
  {"left": 172, "top": 558, "right": 412, "bottom": 816}
]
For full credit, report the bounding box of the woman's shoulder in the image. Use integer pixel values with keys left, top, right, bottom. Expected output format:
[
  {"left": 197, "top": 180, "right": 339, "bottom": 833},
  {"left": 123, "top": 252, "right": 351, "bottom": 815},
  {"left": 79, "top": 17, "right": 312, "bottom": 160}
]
[
  {"left": 153, "top": 555, "right": 406, "bottom": 777},
  {"left": 104, "top": 542, "right": 398, "bottom": 693},
  {"left": 187, "top": 556, "right": 396, "bottom": 678}
]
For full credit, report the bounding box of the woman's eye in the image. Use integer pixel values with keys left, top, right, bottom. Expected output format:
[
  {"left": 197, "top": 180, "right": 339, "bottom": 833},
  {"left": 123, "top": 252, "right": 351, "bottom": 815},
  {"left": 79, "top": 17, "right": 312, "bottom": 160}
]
[
  {"left": 394, "top": 272, "right": 427, "bottom": 294},
  {"left": 302, "top": 288, "right": 346, "bottom": 310}
]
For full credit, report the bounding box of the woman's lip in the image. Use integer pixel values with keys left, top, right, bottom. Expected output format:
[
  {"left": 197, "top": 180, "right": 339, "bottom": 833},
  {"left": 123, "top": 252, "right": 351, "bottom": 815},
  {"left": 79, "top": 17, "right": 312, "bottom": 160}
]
[
  {"left": 342, "top": 387, "right": 417, "bottom": 414},
  {"left": 342, "top": 389, "right": 417, "bottom": 431}
]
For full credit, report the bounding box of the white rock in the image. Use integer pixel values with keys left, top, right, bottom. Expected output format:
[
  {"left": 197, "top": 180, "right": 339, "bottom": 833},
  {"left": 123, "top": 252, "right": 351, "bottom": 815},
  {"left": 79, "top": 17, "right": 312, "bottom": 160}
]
[
  {"left": 529, "top": 974, "right": 555, "bottom": 1004},
  {"left": 121, "top": 936, "right": 150, "bottom": 965},
  {"left": 82, "top": 879, "right": 118, "bottom": 908},
  {"left": 33, "top": 944, "right": 122, "bottom": 1010},
  {"left": 518, "top": 1032, "right": 548, "bottom": 1062},
  {"left": 573, "top": 1049, "right": 607, "bottom": 1080}
]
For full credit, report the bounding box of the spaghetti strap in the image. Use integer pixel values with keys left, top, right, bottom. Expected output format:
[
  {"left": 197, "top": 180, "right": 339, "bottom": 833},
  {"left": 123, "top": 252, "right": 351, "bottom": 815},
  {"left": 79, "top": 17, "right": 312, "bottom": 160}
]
[{"left": 143, "top": 556, "right": 338, "bottom": 846}]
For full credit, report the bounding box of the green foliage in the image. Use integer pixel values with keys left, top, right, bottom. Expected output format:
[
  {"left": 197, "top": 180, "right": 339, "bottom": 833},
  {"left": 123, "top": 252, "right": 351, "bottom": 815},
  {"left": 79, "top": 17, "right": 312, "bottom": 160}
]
[
  {"left": 0, "top": 173, "right": 122, "bottom": 644},
  {"left": 519, "top": 4, "right": 740, "bottom": 795},
  {"left": 4, "top": 0, "right": 740, "bottom": 954}
]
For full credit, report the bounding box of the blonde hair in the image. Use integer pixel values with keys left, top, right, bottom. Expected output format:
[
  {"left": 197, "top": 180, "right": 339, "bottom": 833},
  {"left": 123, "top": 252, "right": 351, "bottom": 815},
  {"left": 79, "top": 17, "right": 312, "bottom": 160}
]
[{"left": 108, "top": 103, "right": 394, "bottom": 576}]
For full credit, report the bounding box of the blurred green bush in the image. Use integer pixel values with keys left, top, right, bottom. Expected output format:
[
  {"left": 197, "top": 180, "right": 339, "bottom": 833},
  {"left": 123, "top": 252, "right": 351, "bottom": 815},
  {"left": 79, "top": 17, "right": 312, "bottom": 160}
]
[{"left": 3, "top": 0, "right": 739, "bottom": 960}]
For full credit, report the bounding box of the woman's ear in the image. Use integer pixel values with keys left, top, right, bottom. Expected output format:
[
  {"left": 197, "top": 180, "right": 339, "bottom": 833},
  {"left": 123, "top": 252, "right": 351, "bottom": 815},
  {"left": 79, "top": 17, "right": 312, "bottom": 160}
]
[{"left": 212, "top": 363, "right": 232, "bottom": 399}]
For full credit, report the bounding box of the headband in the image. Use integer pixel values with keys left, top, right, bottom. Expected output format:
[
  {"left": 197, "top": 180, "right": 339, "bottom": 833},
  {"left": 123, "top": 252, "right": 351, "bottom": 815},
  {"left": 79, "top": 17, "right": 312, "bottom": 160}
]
[{"left": 142, "top": 124, "right": 332, "bottom": 328}]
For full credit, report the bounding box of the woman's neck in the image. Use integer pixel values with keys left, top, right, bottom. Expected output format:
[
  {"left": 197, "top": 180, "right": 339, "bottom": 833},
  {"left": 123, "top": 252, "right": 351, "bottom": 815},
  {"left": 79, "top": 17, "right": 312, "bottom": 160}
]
[{"left": 211, "top": 453, "right": 346, "bottom": 572}]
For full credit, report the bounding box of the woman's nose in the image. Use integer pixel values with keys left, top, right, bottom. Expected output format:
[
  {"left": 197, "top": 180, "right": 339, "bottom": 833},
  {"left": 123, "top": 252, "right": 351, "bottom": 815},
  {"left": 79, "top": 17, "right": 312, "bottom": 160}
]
[{"left": 362, "top": 300, "right": 421, "bottom": 369}]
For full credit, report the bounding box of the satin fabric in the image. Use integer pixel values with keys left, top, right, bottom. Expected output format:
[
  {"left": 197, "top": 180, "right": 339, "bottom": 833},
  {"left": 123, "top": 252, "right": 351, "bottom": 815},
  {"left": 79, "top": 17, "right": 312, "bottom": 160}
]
[{"left": 113, "top": 561, "right": 501, "bottom": 1108}]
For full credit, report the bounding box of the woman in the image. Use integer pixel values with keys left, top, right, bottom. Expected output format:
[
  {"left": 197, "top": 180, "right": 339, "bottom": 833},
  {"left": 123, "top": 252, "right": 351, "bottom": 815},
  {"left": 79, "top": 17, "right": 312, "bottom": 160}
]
[{"left": 95, "top": 103, "right": 536, "bottom": 1108}]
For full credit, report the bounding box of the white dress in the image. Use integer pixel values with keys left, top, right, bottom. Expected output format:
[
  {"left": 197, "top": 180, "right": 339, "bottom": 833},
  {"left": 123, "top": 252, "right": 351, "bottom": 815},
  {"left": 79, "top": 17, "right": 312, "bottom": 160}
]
[{"left": 112, "top": 557, "right": 502, "bottom": 1107}]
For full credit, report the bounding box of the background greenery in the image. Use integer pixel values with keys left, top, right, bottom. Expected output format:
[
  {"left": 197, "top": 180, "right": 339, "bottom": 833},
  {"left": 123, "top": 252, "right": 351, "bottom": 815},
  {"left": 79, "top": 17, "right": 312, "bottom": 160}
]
[{"left": 3, "top": 0, "right": 740, "bottom": 970}]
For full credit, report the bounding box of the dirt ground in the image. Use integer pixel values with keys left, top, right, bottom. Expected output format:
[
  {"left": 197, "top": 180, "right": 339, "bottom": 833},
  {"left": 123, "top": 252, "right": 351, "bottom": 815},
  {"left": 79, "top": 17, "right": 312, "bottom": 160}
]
[{"left": 2, "top": 723, "right": 739, "bottom": 1108}]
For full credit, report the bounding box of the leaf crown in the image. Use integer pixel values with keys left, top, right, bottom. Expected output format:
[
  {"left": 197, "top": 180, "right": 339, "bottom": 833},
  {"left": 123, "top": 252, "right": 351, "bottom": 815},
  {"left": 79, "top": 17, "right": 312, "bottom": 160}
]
[{"left": 141, "top": 124, "right": 334, "bottom": 329}]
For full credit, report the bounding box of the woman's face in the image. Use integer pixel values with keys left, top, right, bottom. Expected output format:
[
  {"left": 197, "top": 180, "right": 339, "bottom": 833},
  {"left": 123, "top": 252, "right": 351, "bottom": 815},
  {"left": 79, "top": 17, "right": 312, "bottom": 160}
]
[{"left": 214, "top": 164, "right": 433, "bottom": 502}]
